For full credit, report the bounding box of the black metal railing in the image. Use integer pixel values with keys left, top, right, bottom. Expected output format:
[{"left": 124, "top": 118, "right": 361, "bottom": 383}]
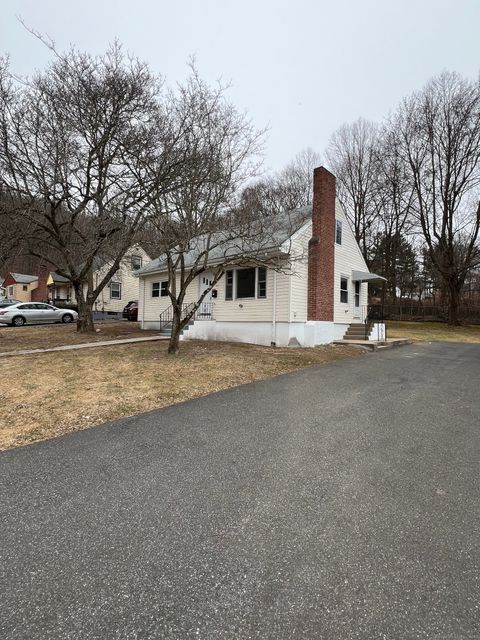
[
  {"left": 159, "top": 301, "right": 214, "bottom": 332},
  {"left": 362, "top": 304, "right": 386, "bottom": 340}
]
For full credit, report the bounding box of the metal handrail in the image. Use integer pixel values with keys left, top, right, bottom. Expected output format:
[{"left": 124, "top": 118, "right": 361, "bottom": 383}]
[
  {"left": 362, "top": 304, "right": 385, "bottom": 340},
  {"left": 159, "top": 301, "right": 212, "bottom": 332}
]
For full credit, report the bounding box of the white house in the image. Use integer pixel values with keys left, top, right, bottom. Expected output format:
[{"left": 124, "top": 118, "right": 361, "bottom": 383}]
[
  {"left": 137, "top": 168, "right": 385, "bottom": 346},
  {"left": 47, "top": 245, "right": 151, "bottom": 314}
]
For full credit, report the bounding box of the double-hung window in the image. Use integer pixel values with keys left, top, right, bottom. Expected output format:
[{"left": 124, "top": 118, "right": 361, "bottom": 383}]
[
  {"left": 225, "top": 271, "right": 234, "bottom": 300},
  {"left": 340, "top": 277, "right": 348, "bottom": 303},
  {"left": 257, "top": 267, "right": 267, "bottom": 298},
  {"left": 131, "top": 255, "right": 142, "bottom": 270},
  {"left": 225, "top": 267, "right": 267, "bottom": 300},
  {"left": 110, "top": 282, "right": 121, "bottom": 300},
  {"left": 335, "top": 219, "right": 342, "bottom": 245},
  {"left": 152, "top": 281, "right": 169, "bottom": 297}
]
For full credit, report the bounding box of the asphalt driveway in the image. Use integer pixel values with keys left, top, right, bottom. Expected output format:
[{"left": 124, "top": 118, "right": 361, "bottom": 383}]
[{"left": 1, "top": 342, "right": 479, "bottom": 639}]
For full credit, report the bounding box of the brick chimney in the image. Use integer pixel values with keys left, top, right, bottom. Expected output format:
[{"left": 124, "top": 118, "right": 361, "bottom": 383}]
[
  {"left": 31, "top": 264, "right": 49, "bottom": 302},
  {"left": 307, "top": 167, "right": 336, "bottom": 321}
]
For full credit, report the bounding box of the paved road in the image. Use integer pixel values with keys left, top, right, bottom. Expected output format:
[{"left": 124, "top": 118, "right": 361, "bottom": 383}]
[{"left": 1, "top": 342, "right": 479, "bottom": 639}]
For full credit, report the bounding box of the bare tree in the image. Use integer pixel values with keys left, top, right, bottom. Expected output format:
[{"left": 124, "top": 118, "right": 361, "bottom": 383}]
[
  {"left": 368, "top": 126, "right": 416, "bottom": 299},
  {"left": 147, "top": 68, "right": 272, "bottom": 354},
  {"left": 235, "top": 147, "right": 322, "bottom": 219},
  {"left": 394, "top": 71, "right": 480, "bottom": 324},
  {"left": 0, "top": 44, "right": 177, "bottom": 331},
  {"left": 326, "top": 118, "right": 379, "bottom": 261}
]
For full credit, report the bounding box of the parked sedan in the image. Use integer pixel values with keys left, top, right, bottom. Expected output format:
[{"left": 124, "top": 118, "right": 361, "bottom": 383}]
[
  {"left": 0, "top": 298, "right": 21, "bottom": 308},
  {"left": 0, "top": 302, "right": 78, "bottom": 327},
  {"left": 122, "top": 300, "right": 138, "bottom": 321}
]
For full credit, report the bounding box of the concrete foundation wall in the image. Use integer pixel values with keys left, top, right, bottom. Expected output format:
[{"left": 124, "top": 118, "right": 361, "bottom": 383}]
[{"left": 157, "top": 320, "right": 352, "bottom": 348}]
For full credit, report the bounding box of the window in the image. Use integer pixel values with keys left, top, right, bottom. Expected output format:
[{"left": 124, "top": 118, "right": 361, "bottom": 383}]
[
  {"left": 22, "top": 285, "right": 28, "bottom": 291},
  {"left": 131, "top": 255, "right": 142, "bottom": 270},
  {"left": 225, "top": 270, "right": 233, "bottom": 300},
  {"left": 336, "top": 219, "right": 342, "bottom": 245},
  {"left": 257, "top": 267, "right": 267, "bottom": 298},
  {"left": 8, "top": 286, "right": 14, "bottom": 296},
  {"left": 153, "top": 281, "right": 168, "bottom": 297},
  {"left": 236, "top": 268, "right": 256, "bottom": 298},
  {"left": 340, "top": 277, "right": 348, "bottom": 303},
  {"left": 110, "top": 282, "right": 121, "bottom": 300}
]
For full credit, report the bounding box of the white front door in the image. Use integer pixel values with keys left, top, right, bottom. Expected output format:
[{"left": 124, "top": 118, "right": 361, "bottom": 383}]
[
  {"left": 354, "top": 281, "right": 361, "bottom": 318},
  {"left": 198, "top": 271, "right": 214, "bottom": 316}
]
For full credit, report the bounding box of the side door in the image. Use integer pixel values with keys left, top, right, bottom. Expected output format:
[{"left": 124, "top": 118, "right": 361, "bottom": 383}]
[
  {"left": 34, "top": 303, "right": 59, "bottom": 323},
  {"left": 17, "top": 303, "right": 41, "bottom": 323},
  {"left": 353, "top": 282, "right": 361, "bottom": 318},
  {"left": 198, "top": 272, "right": 214, "bottom": 317}
]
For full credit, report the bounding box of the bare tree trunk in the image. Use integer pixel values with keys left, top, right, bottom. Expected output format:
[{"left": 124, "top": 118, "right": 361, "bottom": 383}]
[
  {"left": 446, "top": 281, "right": 461, "bottom": 326},
  {"left": 168, "top": 310, "right": 182, "bottom": 355},
  {"left": 74, "top": 286, "right": 95, "bottom": 333}
]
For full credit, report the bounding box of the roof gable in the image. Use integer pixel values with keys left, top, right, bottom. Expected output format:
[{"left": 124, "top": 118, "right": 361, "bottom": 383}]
[{"left": 138, "top": 206, "right": 312, "bottom": 277}]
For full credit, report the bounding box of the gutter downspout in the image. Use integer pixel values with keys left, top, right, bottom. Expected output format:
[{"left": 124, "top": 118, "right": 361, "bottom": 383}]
[
  {"left": 142, "top": 277, "right": 146, "bottom": 328},
  {"left": 271, "top": 270, "right": 277, "bottom": 347}
]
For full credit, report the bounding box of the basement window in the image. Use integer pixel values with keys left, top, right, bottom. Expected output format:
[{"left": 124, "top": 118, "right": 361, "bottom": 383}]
[{"left": 340, "top": 277, "right": 348, "bottom": 303}]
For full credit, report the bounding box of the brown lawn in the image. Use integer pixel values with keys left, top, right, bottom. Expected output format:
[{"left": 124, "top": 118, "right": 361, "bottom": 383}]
[
  {"left": 387, "top": 321, "right": 480, "bottom": 343},
  {"left": 0, "top": 340, "right": 362, "bottom": 451},
  {"left": 0, "top": 320, "right": 157, "bottom": 353}
]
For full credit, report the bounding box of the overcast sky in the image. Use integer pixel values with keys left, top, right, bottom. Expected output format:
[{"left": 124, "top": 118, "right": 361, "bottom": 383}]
[{"left": 1, "top": 0, "right": 479, "bottom": 175}]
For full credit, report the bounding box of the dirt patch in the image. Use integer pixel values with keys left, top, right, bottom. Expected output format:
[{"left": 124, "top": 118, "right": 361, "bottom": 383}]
[
  {"left": 0, "top": 340, "right": 362, "bottom": 450},
  {"left": 0, "top": 320, "right": 157, "bottom": 352},
  {"left": 387, "top": 321, "right": 480, "bottom": 343}
]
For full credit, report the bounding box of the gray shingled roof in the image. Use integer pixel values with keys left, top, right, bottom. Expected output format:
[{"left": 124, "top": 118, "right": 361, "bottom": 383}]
[
  {"left": 138, "top": 206, "right": 312, "bottom": 276},
  {"left": 10, "top": 273, "right": 38, "bottom": 284},
  {"left": 49, "top": 272, "right": 70, "bottom": 283}
]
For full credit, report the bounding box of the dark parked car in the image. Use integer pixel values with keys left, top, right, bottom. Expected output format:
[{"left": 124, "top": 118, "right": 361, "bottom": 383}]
[{"left": 122, "top": 300, "right": 138, "bottom": 321}]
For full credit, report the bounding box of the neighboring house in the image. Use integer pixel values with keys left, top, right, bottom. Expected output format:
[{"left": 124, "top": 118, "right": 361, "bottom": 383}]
[
  {"left": 87, "top": 245, "right": 151, "bottom": 314},
  {"left": 2, "top": 273, "right": 40, "bottom": 302},
  {"left": 47, "top": 273, "right": 74, "bottom": 304},
  {"left": 137, "top": 167, "right": 386, "bottom": 347},
  {"left": 2, "top": 246, "right": 150, "bottom": 313},
  {"left": 46, "top": 245, "right": 151, "bottom": 314}
]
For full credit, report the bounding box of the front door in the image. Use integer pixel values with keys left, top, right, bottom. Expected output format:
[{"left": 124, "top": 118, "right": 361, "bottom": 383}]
[
  {"left": 198, "top": 272, "right": 214, "bottom": 317},
  {"left": 354, "top": 281, "right": 361, "bottom": 318}
]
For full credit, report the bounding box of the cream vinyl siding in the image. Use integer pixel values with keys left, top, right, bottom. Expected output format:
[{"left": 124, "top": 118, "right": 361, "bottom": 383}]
[
  {"left": 215, "top": 267, "right": 290, "bottom": 323},
  {"left": 333, "top": 202, "right": 369, "bottom": 323},
  {"left": 84, "top": 245, "right": 150, "bottom": 313},
  {"left": 139, "top": 265, "right": 292, "bottom": 324},
  {"left": 287, "top": 221, "right": 311, "bottom": 323}
]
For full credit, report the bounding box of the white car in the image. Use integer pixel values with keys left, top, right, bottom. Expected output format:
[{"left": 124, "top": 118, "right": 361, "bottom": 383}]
[{"left": 0, "top": 303, "right": 78, "bottom": 327}]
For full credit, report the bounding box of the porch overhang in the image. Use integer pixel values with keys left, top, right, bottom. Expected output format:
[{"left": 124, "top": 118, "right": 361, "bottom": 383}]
[{"left": 352, "top": 270, "right": 386, "bottom": 283}]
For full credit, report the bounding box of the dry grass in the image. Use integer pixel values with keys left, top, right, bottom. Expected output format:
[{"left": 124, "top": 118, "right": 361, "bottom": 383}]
[
  {"left": 0, "top": 320, "right": 156, "bottom": 352},
  {"left": 387, "top": 321, "right": 480, "bottom": 343},
  {"left": 0, "top": 340, "right": 362, "bottom": 451}
]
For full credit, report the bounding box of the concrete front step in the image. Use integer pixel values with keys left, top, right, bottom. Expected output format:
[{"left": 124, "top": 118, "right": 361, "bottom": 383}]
[{"left": 334, "top": 338, "right": 412, "bottom": 351}]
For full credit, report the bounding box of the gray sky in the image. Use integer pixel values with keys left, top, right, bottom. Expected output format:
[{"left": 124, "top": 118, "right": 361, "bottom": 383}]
[{"left": 1, "top": 0, "right": 479, "bottom": 174}]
